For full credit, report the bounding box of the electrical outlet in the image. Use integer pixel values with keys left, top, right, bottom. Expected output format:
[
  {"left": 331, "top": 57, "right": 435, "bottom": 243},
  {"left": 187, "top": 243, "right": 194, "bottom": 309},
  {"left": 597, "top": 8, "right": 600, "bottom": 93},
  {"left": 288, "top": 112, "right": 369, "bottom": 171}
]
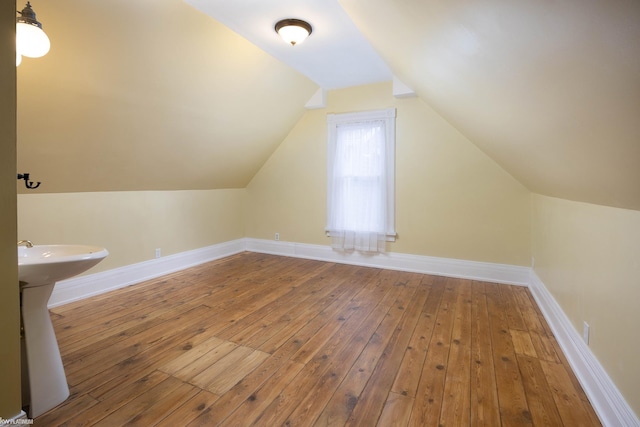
[
  {"left": 275, "top": 233, "right": 280, "bottom": 241},
  {"left": 583, "top": 321, "right": 590, "bottom": 345},
  {"left": 155, "top": 248, "right": 161, "bottom": 259}
]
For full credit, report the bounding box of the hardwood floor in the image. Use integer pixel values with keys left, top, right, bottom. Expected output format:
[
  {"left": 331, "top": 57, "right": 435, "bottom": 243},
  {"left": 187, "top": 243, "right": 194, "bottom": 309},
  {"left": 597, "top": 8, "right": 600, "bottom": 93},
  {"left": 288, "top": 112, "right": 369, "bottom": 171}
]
[{"left": 33, "top": 252, "right": 601, "bottom": 426}]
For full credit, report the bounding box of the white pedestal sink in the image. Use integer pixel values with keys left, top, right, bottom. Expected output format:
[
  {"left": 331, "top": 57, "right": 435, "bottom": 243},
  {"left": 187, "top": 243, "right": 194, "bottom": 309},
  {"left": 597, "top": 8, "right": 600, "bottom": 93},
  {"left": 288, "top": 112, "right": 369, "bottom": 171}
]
[{"left": 18, "top": 244, "right": 108, "bottom": 418}]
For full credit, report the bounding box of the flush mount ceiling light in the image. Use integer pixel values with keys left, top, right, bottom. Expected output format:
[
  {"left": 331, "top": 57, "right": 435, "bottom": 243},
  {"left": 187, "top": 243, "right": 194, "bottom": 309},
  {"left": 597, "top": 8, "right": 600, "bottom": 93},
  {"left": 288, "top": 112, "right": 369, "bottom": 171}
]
[
  {"left": 275, "top": 19, "right": 312, "bottom": 46},
  {"left": 16, "top": 2, "right": 50, "bottom": 62}
]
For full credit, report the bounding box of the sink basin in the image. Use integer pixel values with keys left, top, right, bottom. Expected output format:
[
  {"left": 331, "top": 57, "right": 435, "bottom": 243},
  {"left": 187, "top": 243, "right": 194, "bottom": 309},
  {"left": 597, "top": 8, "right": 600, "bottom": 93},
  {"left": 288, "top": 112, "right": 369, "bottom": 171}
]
[
  {"left": 18, "top": 244, "right": 108, "bottom": 417},
  {"left": 19, "top": 244, "right": 109, "bottom": 287}
]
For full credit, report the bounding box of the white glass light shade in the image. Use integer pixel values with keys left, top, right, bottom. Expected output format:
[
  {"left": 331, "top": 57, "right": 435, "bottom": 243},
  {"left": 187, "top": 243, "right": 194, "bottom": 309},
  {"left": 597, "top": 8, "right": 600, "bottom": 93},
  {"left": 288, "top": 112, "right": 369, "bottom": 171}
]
[
  {"left": 16, "top": 22, "right": 50, "bottom": 58},
  {"left": 275, "top": 19, "right": 312, "bottom": 46},
  {"left": 277, "top": 25, "right": 310, "bottom": 45},
  {"left": 17, "top": 52, "right": 22, "bottom": 66}
]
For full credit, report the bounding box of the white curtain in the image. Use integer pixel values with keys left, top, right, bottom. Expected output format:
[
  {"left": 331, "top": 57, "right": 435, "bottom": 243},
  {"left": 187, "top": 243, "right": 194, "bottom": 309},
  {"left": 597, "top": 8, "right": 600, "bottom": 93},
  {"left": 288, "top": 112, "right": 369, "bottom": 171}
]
[{"left": 327, "top": 120, "right": 388, "bottom": 252}]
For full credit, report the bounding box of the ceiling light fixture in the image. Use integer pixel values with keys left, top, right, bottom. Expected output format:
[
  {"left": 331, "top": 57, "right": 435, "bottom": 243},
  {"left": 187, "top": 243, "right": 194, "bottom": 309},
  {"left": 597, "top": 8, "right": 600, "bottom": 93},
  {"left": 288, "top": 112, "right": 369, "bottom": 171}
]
[
  {"left": 16, "top": 2, "right": 50, "bottom": 62},
  {"left": 275, "top": 19, "right": 312, "bottom": 46}
]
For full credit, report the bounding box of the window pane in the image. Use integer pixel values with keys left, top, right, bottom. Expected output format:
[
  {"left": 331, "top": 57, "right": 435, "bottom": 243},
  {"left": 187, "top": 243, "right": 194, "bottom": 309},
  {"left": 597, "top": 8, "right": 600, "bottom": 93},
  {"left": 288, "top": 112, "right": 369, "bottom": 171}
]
[
  {"left": 326, "top": 108, "right": 396, "bottom": 252},
  {"left": 332, "top": 120, "right": 386, "bottom": 233},
  {"left": 336, "top": 121, "right": 385, "bottom": 178}
]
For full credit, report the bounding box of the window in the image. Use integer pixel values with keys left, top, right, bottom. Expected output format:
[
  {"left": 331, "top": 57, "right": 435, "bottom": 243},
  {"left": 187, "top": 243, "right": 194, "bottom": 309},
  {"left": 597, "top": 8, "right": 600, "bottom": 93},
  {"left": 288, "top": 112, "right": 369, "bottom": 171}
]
[{"left": 326, "top": 108, "right": 396, "bottom": 253}]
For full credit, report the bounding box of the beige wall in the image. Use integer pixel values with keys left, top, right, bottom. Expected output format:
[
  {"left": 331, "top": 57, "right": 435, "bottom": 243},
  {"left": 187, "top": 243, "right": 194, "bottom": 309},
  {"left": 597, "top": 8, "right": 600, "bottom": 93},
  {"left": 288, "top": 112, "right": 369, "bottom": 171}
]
[
  {"left": 18, "top": 190, "right": 245, "bottom": 274},
  {"left": 532, "top": 194, "right": 640, "bottom": 416},
  {"left": 16, "top": 0, "right": 316, "bottom": 193},
  {"left": 0, "top": 1, "right": 21, "bottom": 420},
  {"left": 245, "top": 82, "right": 531, "bottom": 266}
]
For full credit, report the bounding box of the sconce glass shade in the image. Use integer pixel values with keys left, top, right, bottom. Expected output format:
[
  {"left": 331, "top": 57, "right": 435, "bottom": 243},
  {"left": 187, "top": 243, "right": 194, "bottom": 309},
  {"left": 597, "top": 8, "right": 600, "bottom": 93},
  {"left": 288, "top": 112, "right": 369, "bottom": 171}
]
[
  {"left": 275, "top": 19, "right": 312, "bottom": 46},
  {"left": 17, "top": 52, "right": 22, "bottom": 66},
  {"left": 16, "top": 2, "right": 50, "bottom": 58}
]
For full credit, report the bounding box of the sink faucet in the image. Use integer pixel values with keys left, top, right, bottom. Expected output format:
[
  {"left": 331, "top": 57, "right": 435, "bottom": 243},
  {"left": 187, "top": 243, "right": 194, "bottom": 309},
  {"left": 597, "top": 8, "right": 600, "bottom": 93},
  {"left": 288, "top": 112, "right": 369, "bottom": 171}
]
[{"left": 18, "top": 240, "right": 34, "bottom": 248}]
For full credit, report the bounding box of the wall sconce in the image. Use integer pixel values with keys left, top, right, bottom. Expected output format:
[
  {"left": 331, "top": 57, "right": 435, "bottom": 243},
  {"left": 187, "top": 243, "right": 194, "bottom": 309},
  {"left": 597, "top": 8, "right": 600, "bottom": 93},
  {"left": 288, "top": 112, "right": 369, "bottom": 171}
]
[
  {"left": 275, "top": 19, "right": 312, "bottom": 46},
  {"left": 16, "top": 2, "right": 50, "bottom": 65}
]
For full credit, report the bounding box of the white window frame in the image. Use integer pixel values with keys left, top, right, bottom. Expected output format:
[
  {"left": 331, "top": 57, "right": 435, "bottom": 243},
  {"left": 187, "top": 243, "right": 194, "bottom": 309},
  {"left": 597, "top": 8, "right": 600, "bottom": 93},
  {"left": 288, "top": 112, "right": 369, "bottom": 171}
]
[{"left": 326, "top": 107, "right": 397, "bottom": 242}]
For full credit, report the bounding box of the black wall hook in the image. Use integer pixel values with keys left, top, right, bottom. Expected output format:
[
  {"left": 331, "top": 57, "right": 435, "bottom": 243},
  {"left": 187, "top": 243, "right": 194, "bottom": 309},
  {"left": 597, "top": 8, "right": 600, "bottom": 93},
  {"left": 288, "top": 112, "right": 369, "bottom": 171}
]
[{"left": 17, "top": 173, "right": 41, "bottom": 189}]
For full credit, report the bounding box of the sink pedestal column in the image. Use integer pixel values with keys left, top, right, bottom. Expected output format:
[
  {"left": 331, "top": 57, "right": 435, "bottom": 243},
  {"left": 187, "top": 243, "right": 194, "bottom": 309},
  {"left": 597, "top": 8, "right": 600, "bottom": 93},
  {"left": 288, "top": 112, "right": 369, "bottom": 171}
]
[{"left": 21, "top": 283, "right": 69, "bottom": 418}]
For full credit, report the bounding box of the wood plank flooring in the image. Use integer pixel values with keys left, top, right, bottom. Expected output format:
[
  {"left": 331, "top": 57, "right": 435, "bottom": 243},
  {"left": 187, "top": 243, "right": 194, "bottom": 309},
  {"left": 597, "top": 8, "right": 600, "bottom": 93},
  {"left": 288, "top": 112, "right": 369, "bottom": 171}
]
[{"left": 33, "top": 252, "right": 601, "bottom": 426}]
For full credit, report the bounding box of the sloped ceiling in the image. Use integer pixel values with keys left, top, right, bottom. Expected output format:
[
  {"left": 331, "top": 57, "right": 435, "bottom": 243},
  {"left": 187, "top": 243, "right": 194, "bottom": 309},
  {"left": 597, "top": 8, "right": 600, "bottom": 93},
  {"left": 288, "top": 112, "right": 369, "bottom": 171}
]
[
  {"left": 184, "top": 0, "right": 392, "bottom": 90},
  {"left": 338, "top": 0, "right": 640, "bottom": 211},
  {"left": 16, "top": 0, "right": 318, "bottom": 193},
  {"left": 17, "top": 0, "right": 640, "bottom": 212}
]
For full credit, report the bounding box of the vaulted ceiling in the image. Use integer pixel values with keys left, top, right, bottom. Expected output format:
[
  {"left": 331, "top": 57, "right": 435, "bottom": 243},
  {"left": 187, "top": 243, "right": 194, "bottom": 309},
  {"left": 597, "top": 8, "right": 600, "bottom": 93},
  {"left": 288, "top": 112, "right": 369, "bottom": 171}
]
[
  {"left": 338, "top": 0, "right": 640, "bottom": 211},
  {"left": 16, "top": 0, "right": 640, "bottom": 211}
]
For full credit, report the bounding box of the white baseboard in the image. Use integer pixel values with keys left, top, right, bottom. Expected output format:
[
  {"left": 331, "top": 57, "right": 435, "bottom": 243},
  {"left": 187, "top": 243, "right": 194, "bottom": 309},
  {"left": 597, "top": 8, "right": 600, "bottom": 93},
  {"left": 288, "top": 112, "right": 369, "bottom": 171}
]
[
  {"left": 245, "top": 238, "right": 530, "bottom": 286},
  {"left": 50, "top": 238, "right": 529, "bottom": 309},
  {"left": 48, "top": 239, "right": 245, "bottom": 307},
  {"left": 529, "top": 271, "right": 640, "bottom": 427},
  {"left": 48, "top": 238, "right": 529, "bottom": 307}
]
